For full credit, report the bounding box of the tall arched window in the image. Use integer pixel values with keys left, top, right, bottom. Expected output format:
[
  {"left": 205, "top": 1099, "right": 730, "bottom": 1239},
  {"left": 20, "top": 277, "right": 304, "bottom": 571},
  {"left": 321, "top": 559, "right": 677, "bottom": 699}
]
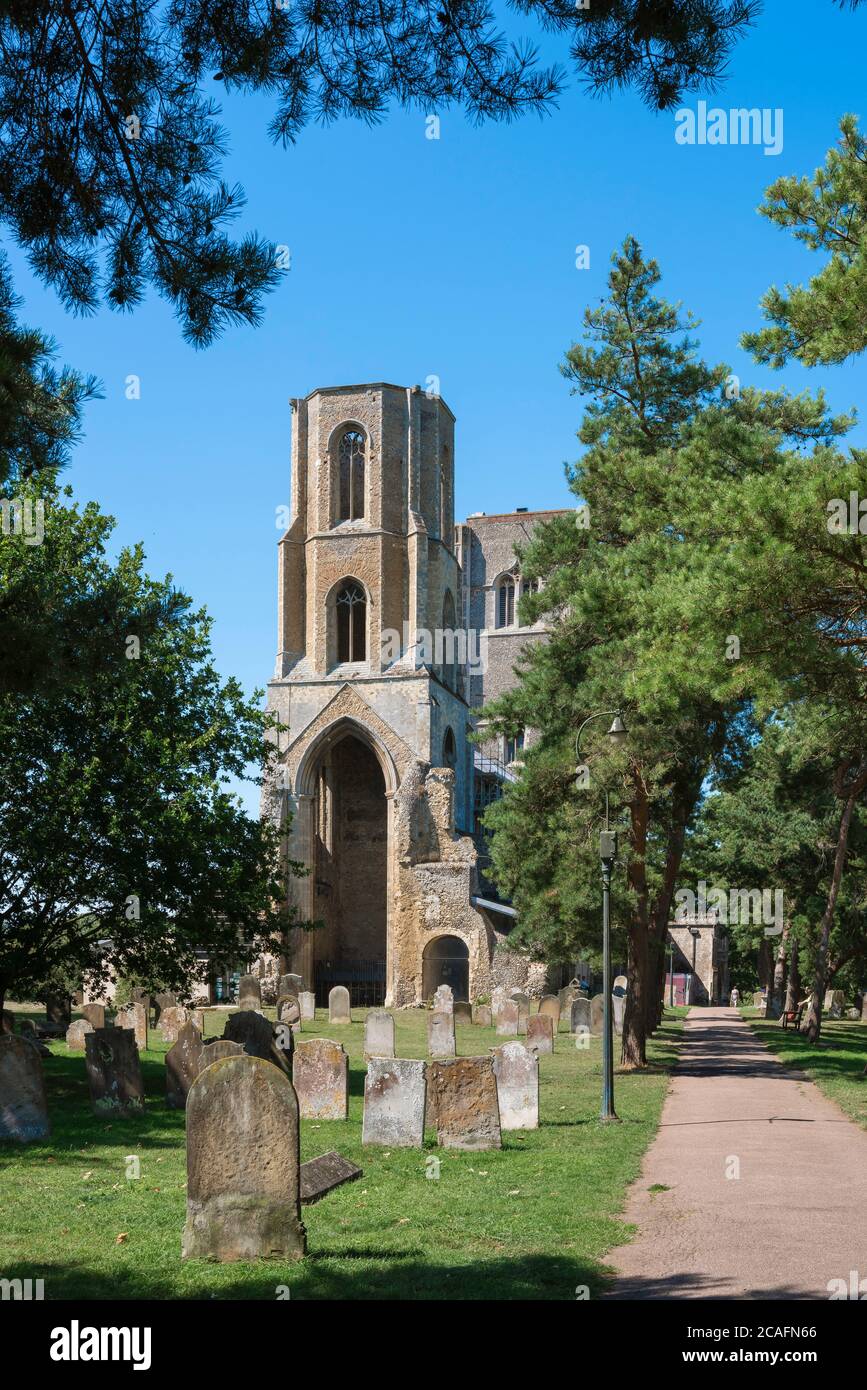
[
  {"left": 442, "top": 727, "right": 457, "bottom": 768},
  {"left": 442, "top": 589, "right": 457, "bottom": 690},
  {"left": 338, "top": 429, "right": 365, "bottom": 521},
  {"left": 336, "top": 581, "right": 366, "bottom": 663},
  {"left": 496, "top": 575, "right": 515, "bottom": 629}
]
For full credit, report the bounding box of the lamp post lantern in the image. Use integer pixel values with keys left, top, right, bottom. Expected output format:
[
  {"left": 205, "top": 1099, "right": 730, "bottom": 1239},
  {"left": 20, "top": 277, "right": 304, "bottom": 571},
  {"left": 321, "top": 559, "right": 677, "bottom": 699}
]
[{"left": 575, "top": 709, "right": 628, "bottom": 1124}]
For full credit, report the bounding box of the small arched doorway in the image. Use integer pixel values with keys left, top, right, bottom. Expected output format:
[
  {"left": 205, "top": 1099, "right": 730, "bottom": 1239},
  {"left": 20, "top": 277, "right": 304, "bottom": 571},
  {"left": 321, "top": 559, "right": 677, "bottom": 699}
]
[{"left": 423, "top": 935, "right": 469, "bottom": 1002}]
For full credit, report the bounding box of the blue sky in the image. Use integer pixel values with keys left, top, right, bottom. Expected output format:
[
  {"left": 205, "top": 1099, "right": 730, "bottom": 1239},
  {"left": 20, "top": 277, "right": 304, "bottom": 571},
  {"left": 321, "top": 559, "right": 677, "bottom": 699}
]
[{"left": 7, "top": 0, "right": 867, "bottom": 812}]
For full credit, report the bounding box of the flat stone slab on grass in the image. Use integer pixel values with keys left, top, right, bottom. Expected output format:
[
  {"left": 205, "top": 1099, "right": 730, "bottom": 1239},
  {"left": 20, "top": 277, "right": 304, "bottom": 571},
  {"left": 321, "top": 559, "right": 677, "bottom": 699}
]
[
  {"left": 362, "top": 1057, "right": 426, "bottom": 1148},
  {"left": 182, "top": 1054, "right": 306, "bottom": 1262},
  {"left": 300, "top": 1150, "right": 362, "bottom": 1204},
  {"left": 0, "top": 1035, "right": 50, "bottom": 1143},
  {"left": 84, "top": 1027, "right": 144, "bottom": 1117},
  {"left": 428, "top": 1056, "right": 502, "bottom": 1151},
  {"left": 492, "top": 1041, "right": 539, "bottom": 1130},
  {"left": 293, "top": 1039, "right": 348, "bottom": 1120}
]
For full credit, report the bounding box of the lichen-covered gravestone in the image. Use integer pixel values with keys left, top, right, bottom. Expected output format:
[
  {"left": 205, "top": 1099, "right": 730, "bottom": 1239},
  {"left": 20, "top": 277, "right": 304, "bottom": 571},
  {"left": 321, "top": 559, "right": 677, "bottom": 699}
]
[
  {"left": 590, "top": 994, "right": 605, "bottom": 1036},
  {"left": 433, "top": 984, "right": 454, "bottom": 1015},
  {"left": 81, "top": 1003, "right": 105, "bottom": 1030},
  {"left": 159, "top": 1005, "right": 190, "bottom": 1044},
  {"left": 66, "top": 1018, "right": 94, "bottom": 1051},
  {"left": 84, "top": 1028, "right": 144, "bottom": 1116},
  {"left": 526, "top": 1013, "right": 554, "bottom": 1055},
  {"left": 328, "top": 986, "right": 351, "bottom": 1025},
  {"left": 364, "top": 1010, "right": 395, "bottom": 1058},
  {"left": 428, "top": 1056, "right": 501, "bottom": 1151},
  {"left": 492, "top": 1041, "right": 539, "bottom": 1130},
  {"left": 292, "top": 1039, "right": 348, "bottom": 1120},
  {"left": 495, "top": 1000, "right": 519, "bottom": 1037},
  {"left": 472, "top": 1004, "right": 492, "bottom": 1027},
  {"left": 570, "top": 997, "right": 591, "bottom": 1034},
  {"left": 0, "top": 1035, "right": 50, "bottom": 1142},
  {"left": 198, "top": 1038, "right": 244, "bottom": 1069},
  {"left": 166, "top": 1021, "right": 204, "bottom": 1109},
  {"left": 427, "top": 1010, "right": 456, "bottom": 1059},
  {"left": 182, "top": 1055, "right": 306, "bottom": 1262},
  {"left": 278, "top": 973, "right": 303, "bottom": 1000},
  {"left": 114, "top": 1002, "right": 147, "bottom": 1050},
  {"left": 538, "top": 995, "right": 561, "bottom": 1029},
  {"left": 238, "top": 974, "right": 262, "bottom": 1012},
  {"left": 299, "top": 991, "right": 316, "bottom": 1021},
  {"left": 362, "top": 1057, "right": 426, "bottom": 1148},
  {"left": 224, "top": 1009, "right": 278, "bottom": 1063},
  {"left": 453, "top": 1001, "right": 472, "bottom": 1026}
]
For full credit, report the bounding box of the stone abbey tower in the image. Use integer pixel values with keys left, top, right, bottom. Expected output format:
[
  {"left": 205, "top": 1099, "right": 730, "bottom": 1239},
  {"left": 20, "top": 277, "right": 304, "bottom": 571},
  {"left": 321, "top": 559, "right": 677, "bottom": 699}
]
[{"left": 262, "top": 382, "right": 561, "bottom": 1007}]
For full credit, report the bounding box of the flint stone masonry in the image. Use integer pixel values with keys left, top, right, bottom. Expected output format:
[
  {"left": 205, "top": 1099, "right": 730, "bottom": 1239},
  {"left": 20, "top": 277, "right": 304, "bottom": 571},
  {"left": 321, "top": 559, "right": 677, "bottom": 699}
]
[
  {"left": 166, "top": 1021, "right": 204, "bottom": 1109},
  {"left": 81, "top": 1003, "right": 106, "bottom": 1030},
  {"left": 428, "top": 1056, "right": 502, "bottom": 1150},
  {"left": 492, "top": 1041, "right": 539, "bottom": 1130},
  {"left": 224, "top": 1010, "right": 276, "bottom": 1062},
  {"left": 299, "top": 991, "right": 316, "bottom": 1021},
  {"left": 472, "top": 1005, "right": 492, "bottom": 1027},
  {"left": 453, "top": 1001, "right": 473, "bottom": 1026},
  {"left": 84, "top": 1028, "right": 144, "bottom": 1116},
  {"left": 538, "top": 995, "right": 561, "bottom": 1028},
  {"left": 238, "top": 974, "right": 263, "bottom": 1012},
  {"left": 590, "top": 995, "right": 605, "bottom": 1036},
  {"left": 527, "top": 1013, "right": 554, "bottom": 1055},
  {"left": 428, "top": 1010, "right": 456, "bottom": 1059},
  {"left": 159, "top": 1006, "right": 190, "bottom": 1044},
  {"left": 115, "top": 1002, "right": 147, "bottom": 1050},
  {"left": 66, "top": 1018, "right": 94, "bottom": 1051},
  {"left": 495, "top": 1000, "right": 519, "bottom": 1036},
  {"left": 0, "top": 1035, "right": 50, "bottom": 1142},
  {"left": 362, "top": 1057, "right": 426, "bottom": 1147},
  {"left": 364, "top": 1010, "right": 395, "bottom": 1058},
  {"left": 433, "top": 984, "right": 454, "bottom": 1014},
  {"left": 328, "top": 986, "right": 351, "bottom": 1024},
  {"left": 182, "top": 1055, "right": 306, "bottom": 1262},
  {"left": 570, "top": 998, "right": 592, "bottom": 1034},
  {"left": 292, "top": 1039, "right": 349, "bottom": 1120}
]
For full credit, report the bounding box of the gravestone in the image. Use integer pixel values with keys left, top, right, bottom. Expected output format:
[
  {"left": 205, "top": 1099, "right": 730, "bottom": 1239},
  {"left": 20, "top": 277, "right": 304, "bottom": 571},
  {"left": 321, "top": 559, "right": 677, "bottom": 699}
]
[
  {"left": 115, "top": 1002, "right": 147, "bottom": 1050},
  {"left": 491, "top": 986, "right": 508, "bottom": 1019},
  {"left": 472, "top": 1004, "right": 492, "bottom": 1027},
  {"left": 427, "top": 1010, "right": 456, "bottom": 1059},
  {"left": 166, "top": 1021, "right": 204, "bottom": 1109},
  {"left": 453, "top": 1001, "right": 473, "bottom": 1026},
  {"left": 495, "top": 1000, "right": 519, "bottom": 1037},
  {"left": 44, "top": 994, "right": 72, "bottom": 1028},
  {"left": 191, "top": 1008, "right": 205, "bottom": 1032},
  {"left": 1, "top": 1009, "right": 13, "bottom": 1034},
  {"left": 153, "top": 992, "right": 177, "bottom": 1024},
  {"left": 198, "top": 1038, "right": 244, "bottom": 1069},
  {"left": 433, "top": 984, "right": 454, "bottom": 1015},
  {"left": 66, "top": 1018, "right": 94, "bottom": 1051},
  {"left": 299, "top": 991, "right": 316, "bottom": 1021},
  {"left": 538, "top": 995, "right": 561, "bottom": 1029},
  {"left": 238, "top": 974, "right": 262, "bottom": 1012},
  {"left": 613, "top": 974, "right": 628, "bottom": 995},
  {"left": 278, "top": 973, "right": 303, "bottom": 1000},
  {"left": 182, "top": 1055, "right": 306, "bottom": 1262},
  {"left": 364, "top": 1010, "right": 395, "bottom": 1058},
  {"left": 612, "top": 993, "right": 626, "bottom": 1036},
  {"left": 224, "top": 1009, "right": 277, "bottom": 1062},
  {"left": 492, "top": 1041, "right": 539, "bottom": 1130},
  {"left": 328, "top": 985, "right": 351, "bottom": 1025},
  {"left": 558, "top": 983, "right": 577, "bottom": 1015},
  {"left": 300, "top": 1150, "right": 362, "bottom": 1204},
  {"left": 428, "top": 1056, "right": 502, "bottom": 1150},
  {"left": 84, "top": 1028, "right": 144, "bottom": 1116},
  {"left": 570, "top": 998, "right": 592, "bottom": 1034},
  {"left": 292, "top": 1039, "right": 348, "bottom": 1120},
  {"left": 81, "top": 1003, "right": 105, "bottom": 1030},
  {"left": 0, "top": 1035, "right": 50, "bottom": 1142},
  {"left": 276, "top": 995, "right": 301, "bottom": 1028},
  {"left": 527, "top": 1013, "right": 554, "bottom": 1055},
  {"left": 590, "top": 994, "right": 605, "bottom": 1036},
  {"left": 159, "top": 1005, "right": 190, "bottom": 1044},
  {"left": 362, "top": 1057, "right": 427, "bottom": 1148}
]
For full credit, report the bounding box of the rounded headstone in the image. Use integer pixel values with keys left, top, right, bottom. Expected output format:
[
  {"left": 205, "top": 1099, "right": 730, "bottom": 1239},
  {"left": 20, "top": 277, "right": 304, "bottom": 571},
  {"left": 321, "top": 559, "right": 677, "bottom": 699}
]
[{"left": 0, "top": 1035, "right": 50, "bottom": 1142}]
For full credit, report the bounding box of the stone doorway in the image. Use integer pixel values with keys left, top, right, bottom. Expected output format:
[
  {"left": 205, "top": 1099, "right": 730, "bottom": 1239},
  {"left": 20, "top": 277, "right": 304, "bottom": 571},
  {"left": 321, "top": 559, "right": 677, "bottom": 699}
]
[
  {"left": 422, "top": 935, "right": 469, "bottom": 1002},
  {"left": 312, "top": 733, "right": 388, "bottom": 1005}
]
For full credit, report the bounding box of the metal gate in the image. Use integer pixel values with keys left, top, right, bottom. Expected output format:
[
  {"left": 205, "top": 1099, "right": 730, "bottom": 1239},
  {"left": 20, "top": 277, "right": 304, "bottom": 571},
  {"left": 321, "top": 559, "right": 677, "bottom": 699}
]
[{"left": 314, "top": 959, "right": 386, "bottom": 1008}]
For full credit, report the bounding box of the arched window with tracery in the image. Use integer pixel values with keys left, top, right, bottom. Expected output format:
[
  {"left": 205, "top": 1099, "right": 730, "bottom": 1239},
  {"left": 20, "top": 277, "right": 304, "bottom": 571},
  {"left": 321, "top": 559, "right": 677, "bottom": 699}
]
[
  {"left": 336, "top": 580, "right": 366, "bottom": 663},
  {"left": 338, "top": 429, "right": 365, "bottom": 521},
  {"left": 496, "top": 575, "right": 515, "bottom": 629}
]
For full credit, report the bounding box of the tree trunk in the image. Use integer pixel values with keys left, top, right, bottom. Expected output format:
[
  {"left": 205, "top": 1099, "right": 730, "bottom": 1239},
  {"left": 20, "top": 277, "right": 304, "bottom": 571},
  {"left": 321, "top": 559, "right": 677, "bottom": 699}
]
[
  {"left": 783, "top": 936, "right": 800, "bottom": 1015},
  {"left": 621, "top": 782, "right": 649, "bottom": 1068},
  {"left": 769, "top": 921, "right": 789, "bottom": 1019},
  {"left": 803, "top": 761, "right": 867, "bottom": 1044}
]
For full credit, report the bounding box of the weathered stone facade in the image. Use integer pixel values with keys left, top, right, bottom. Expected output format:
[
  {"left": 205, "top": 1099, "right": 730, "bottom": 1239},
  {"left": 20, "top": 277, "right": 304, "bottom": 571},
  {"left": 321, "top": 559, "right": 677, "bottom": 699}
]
[{"left": 261, "top": 383, "right": 566, "bottom": 1007}]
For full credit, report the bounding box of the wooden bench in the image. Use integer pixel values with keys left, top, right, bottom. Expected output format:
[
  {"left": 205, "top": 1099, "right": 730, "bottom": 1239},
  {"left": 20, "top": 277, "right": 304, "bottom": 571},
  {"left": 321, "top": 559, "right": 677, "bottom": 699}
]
[{"left": 781, "top": 1004, "right": 805, "bottom": 1031}]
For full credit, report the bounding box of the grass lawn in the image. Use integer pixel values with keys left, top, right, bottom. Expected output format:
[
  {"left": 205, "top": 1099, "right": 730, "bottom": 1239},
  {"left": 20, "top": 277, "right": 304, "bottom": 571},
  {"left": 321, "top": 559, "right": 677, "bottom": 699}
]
[
  {"left": 742, "top": 1011, "right": 867, "bottom": 1131},
  {"left": 1, "top": 1003, "right": 686, "bottom": 1300}
]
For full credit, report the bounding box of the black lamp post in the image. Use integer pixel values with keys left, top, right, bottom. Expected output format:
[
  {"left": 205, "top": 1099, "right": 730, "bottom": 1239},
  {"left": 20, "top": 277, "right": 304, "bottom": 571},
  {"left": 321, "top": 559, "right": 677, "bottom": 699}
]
[{"left": 575, "top": 709, "right": 628, "bottom": 1123}]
